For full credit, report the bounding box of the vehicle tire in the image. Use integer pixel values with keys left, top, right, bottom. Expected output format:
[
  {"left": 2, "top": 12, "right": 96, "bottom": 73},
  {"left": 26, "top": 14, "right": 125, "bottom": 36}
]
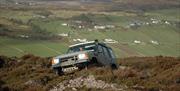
[
  {"left": 90, "top": 57, "right": 100, "bottom": 66},
  {"left": 91, "top": 57, "right": 98, "bottom": 64},
  {"left": 78, "top": 62, "right": 88, "bottom": 70},
  {"left": 111, "top": 63, "right": 118, "bottom": 70},
  {"left": 54, "top": 68, "right": 64, "bottom": 76}
]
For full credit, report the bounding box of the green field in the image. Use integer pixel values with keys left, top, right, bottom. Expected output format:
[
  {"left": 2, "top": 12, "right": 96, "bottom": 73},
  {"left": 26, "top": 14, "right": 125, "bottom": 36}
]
[
  {"left": 0, "top": 8, "right": 179, "bottom": 58},
  {"left": 0, "top": 37, "right": 69, "bottom": 57}
]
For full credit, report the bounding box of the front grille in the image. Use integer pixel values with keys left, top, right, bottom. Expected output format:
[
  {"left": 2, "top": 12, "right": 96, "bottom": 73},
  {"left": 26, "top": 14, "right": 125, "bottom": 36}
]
[{"left": 61, "top": 56, "right": 78, "bottom": 62}]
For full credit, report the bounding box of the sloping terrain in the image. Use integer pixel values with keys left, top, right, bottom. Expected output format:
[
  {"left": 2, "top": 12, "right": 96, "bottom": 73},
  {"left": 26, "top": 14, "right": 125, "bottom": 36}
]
[
  {"left": 0, "top": 0, "right": 179, "bottom": 11},
  {"left": 0, "top": 0, "right": 179, "bottom": 57},
  {"left": 0, "top": 7, "right": 179, "bottom": 57},
  {"left": 0, "top": 55, "right": 179, "bottom": 91}
]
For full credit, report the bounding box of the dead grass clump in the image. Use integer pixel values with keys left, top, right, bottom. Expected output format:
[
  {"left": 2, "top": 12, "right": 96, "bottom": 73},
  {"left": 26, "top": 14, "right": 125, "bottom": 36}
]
[
  {"left": 24, "top": 86, "right": 45, "bottom": 91},
  {"left": 0, "top": 54, "right": 55, "bottom": 91},
  {"left": 114, "top": 68, "right": 138, "bottom": 78},
  {"left": 166, "top": 84, "right": 180, "bottom": 91},
  {"left": 87, "top": 66, "right": 139, "bottom": 85},
  {"left": 0, "top": 55, "right": 18, "bottom": 68},
  {"left": 20, "top": 54, "right": 51, "bottom": 68},
  {"left": 118, "top": 56, "right": 180, "bottom": 90},
  {"left": 0, "top": 56, "right": 5, "bottom": 68},
  {"left": 21, "top": 54, "right": 35, "bottom": 60},
  {"left": 0, "top": 55, "right": 179, "bottom": 91}
]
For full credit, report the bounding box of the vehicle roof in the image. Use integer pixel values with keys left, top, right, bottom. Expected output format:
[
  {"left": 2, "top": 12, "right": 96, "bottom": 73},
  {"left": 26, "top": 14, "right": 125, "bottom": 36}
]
[{"left": 69, "top": 41, "right": 95, "bottom": 48}]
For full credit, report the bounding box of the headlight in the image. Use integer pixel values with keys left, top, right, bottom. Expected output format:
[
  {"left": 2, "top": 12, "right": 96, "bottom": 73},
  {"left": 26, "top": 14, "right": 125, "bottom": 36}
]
[
  {"left": 78, "top": 53, "right": 88, "bottom": 59},
  {"left": 52, "top": 58, "right": 59, "bottom": 65}
]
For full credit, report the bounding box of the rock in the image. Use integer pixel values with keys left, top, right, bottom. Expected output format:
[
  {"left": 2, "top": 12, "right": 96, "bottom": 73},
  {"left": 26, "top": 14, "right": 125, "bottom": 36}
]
[
  {"left": 139, "top": 71, "right": 151, "bottom": 79},
  {"left": 72, "top": 87, "right": 77, "bottom": 91},
  {"left": 119, "top": 66, "right": 127, "bottom": 70},
  {"left": 134, "top": 40, "right": 141, "bottom": 44},
  {"left": 24, "top": 80, "right": 36, "bottom": 86},
  {"left": 132, "top": 85, "right": 145, "bottom": 90},
  {"left": 41, "top": 76, "right": 50, "bottom": 84},
  {"left": 49, "top": 75, "right": 122, "bottom": 91}
]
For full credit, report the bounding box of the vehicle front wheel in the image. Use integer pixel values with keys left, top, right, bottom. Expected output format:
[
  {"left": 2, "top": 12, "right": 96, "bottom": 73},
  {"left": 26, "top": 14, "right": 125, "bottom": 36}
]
[
  {"left": 111, "top": 63, "right": 118, "bottom": 70},
  {"left": 54, "top": 68, "right": 64, "bottom": 76}
]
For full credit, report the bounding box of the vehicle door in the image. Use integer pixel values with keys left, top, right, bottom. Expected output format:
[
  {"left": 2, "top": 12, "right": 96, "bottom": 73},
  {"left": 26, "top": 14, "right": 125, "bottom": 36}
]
[
  {"left": 96, "top": 45, "right": 107, "bottom": 65},
  {"left": 102, "top": 46, "right": 111, "bottom": 65},
  {"left": 108, "top": 48, "right": 116, "bottom": 62}
]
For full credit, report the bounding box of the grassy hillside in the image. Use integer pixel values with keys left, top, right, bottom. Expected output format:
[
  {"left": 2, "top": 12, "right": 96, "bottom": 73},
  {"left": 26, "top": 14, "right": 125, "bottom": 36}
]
[
  {"left": 1, "top": 0, "right": 179, "bottom": 11},
  {"left": 0, "top": 6, "right": 179, "bottom": 57}
]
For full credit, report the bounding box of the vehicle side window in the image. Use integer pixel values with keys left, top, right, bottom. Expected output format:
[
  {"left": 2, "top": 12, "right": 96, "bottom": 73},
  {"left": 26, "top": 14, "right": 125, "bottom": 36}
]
[
  {"left": 67, "top": 48, "right": 73, "bottom": 53},
  {"left": 102, "top": 47, "right": 110, "bottom": 58},
  {"left": 85, "top": 45, "right": 95, "bottom": 51}
]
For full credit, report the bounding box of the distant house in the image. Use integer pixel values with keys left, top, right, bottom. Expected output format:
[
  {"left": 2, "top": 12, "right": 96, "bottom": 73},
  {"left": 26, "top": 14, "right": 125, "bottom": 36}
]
[
  {"left": 106, "top": 25, "right": 115, "bottom": 28},
  {"left": 134, "top": 40, "right": 141, "bottom": 44},
  {"left": 127, "top": 22, "right": 140, "bottom": 29},
  {"left": 15, "top": 2, "right": 19, "bottom": 5},
  {"left": 74, "top": 20, "right": 82, "bottom": 24},
  {"left": 78, "top": 25, "right": 84, "bottom": 29},
  {"left": 19, "top": 35, "right": 29, "bottom": 38},
  {"left": 130, "top": 23, "right": 136, "bottom": 26},
  {"left": 73, "top": 39, "right": 87, "bottom": 43},
  {"left": 151, "top": 18, "right": 157, "bottom": 21},
  {"left": 151, "top": 18, "right": 160, "bottom": 24},
  {"left": 165, "top": 21, "right": 170, "bottom": 25},
  {"left": 104, "top": 39, "right": 118, "bottom": 44},
  {"left": 61, "top": 23, "right": 68, "bottom": 26},
  {"left": 150, "top": 40, "right": 159, "bottom": 45},
  {"left": 152, "top": 20, "right": 159, "bottom": 24},
  {"left": 94, "top": 25, "right": 106, "bottom": 30},
  {"left": 146, "top": 22, "right": 150, "bottom": 25},
  {"left": 58, "top": 33, "right": 68, "bottom": 37}
]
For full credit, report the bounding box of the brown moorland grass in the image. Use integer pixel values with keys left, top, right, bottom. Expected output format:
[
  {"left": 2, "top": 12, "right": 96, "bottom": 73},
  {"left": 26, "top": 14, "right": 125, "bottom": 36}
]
[{"left": 0, "top": 55, "right": 179, "bottom": 91}]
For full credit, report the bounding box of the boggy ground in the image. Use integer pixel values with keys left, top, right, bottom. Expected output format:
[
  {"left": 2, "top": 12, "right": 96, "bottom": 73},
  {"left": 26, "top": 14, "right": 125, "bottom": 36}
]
[{"left": 0, "top": 54, "right": 179, "bottom": 91}]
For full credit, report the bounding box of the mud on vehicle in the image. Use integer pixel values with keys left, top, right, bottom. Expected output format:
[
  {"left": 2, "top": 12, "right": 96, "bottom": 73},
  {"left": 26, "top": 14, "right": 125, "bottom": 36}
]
[{"left": 51, "top": 40, "right": 118, "bottom": 75}]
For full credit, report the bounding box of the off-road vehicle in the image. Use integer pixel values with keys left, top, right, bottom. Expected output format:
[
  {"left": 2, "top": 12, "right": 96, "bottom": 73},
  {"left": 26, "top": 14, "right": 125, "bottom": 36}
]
[{"left": 51, "top": 40, "right": 118, "bottom": 75}]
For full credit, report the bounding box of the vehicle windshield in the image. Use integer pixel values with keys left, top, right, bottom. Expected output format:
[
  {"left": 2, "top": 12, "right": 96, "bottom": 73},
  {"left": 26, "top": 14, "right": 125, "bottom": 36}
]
[{"left": 67, "top": 43, "right": 96, "bottom": 53}]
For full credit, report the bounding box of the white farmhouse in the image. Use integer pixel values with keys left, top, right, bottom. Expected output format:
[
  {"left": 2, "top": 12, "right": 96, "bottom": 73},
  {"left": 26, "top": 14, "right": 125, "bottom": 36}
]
[
  {"left": 58, "top": 33, "right": 68, "bottom": 37},
  {"left": 73, "top": 39, "right": 87, "bottom": 43},
  {"left": 165, "top": 21, "right": 170, "bottom": 25},
  {"left": 104, "top": 39, "right": 118, "bottom": 44},
  {"left": 134, "top": 40, "right": 141, "bottom": 44},
  {"left": 150, "top": 40, "right": 159, "bottom": 45},
  {"left": 94, "top": 25, "right": 106, "bottom": 30},
  {"left": 61, "top": 23, "right": 68, "bottom": 26}
]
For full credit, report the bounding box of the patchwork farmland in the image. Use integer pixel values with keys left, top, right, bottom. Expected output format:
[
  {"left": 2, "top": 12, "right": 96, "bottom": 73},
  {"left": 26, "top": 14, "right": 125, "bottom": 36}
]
[{"left": 0, "top": 0, "right": 179, "bottom": 58}]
